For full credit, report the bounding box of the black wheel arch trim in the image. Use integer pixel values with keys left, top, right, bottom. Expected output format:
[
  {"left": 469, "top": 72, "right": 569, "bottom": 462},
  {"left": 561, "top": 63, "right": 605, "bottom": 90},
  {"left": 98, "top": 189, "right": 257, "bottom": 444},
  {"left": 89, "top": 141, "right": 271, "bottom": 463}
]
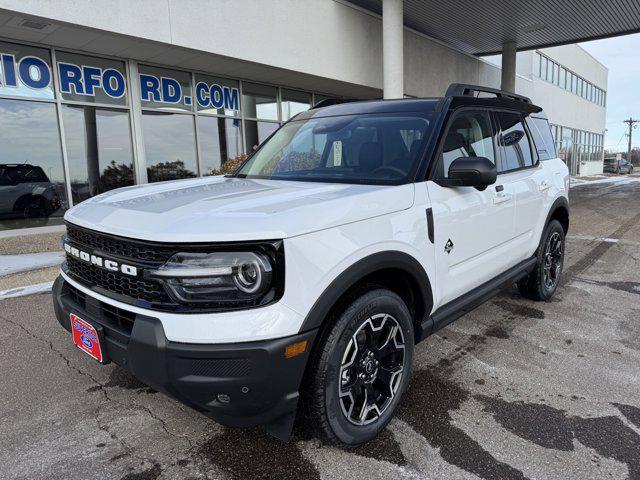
[
  {"left": 298, "top": 250, "right": 433, "bottom": 336},
  {"left": 545, "top": 196, "right": 570, "bottom": 234}
]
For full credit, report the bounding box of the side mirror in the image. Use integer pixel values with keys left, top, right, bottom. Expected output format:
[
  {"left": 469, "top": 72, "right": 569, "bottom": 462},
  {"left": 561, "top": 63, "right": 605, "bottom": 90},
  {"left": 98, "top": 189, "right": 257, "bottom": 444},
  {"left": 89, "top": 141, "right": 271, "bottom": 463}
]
[{"left": 437, "top": 156, "right": 497, "bottom": 190}]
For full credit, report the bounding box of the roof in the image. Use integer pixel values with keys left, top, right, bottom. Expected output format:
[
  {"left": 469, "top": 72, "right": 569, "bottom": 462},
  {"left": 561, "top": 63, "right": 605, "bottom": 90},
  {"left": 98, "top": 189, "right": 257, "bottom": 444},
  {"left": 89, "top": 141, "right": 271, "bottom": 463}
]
[
  {"left": 298, "top": 84, "right": 543, "bottom": 119},
  {"left": 348, "top": 0, "right": 640, "bottom": 55}
]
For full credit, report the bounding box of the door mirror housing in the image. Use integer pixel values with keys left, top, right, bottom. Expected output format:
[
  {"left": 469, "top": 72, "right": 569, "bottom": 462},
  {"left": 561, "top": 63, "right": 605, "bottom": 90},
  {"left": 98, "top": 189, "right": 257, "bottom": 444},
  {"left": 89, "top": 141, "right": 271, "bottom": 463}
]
[{"left": 436, "top": 156, "right": 497, "bottom": 190}]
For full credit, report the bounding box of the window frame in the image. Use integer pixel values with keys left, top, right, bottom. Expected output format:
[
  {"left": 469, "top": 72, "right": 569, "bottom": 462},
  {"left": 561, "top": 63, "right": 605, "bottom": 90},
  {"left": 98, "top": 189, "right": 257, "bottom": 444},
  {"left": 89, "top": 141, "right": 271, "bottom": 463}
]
[
  {"left": 491, "top": 109, "right": 539, "bottom": 175},
  {"left": 428, "top": 106, "right": 499, "bottom": 181}
]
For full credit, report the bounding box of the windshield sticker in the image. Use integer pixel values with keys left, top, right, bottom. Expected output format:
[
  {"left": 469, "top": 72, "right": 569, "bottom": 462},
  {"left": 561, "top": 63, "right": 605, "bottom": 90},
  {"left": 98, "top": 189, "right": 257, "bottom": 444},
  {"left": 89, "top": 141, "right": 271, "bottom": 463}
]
[{"left": 333, "top": 141, "right": 343, "bottom": 166}]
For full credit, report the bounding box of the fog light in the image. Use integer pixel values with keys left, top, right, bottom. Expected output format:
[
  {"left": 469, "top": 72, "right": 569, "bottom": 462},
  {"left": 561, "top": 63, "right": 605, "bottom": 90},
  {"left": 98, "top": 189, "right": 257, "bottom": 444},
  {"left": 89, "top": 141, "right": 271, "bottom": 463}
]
[{"left": 217, "top": 393, "right": 231, "bottom": 404}]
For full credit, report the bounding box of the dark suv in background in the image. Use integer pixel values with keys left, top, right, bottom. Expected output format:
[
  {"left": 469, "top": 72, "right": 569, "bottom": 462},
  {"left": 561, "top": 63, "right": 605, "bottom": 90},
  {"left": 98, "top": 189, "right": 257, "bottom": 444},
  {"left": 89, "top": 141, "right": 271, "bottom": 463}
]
[
  {"left": 604, "top": 157, "right": 634, "bottom": 174},
  {"left": 0, "top": 164, "right": 61, "bottom": 220}
]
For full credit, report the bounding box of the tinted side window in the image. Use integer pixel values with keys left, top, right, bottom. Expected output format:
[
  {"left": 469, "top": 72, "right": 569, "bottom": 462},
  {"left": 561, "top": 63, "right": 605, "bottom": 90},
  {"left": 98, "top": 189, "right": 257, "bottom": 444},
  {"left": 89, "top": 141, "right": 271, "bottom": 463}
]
[
  {"left": 526, "top": 116, "right": 557, "bottom": 160},
  {"left": 437, "top": 110, "right": 495, "bottom": 178},
  {"left": 496, "top": 112, "right": 534, "bottom": 172}
]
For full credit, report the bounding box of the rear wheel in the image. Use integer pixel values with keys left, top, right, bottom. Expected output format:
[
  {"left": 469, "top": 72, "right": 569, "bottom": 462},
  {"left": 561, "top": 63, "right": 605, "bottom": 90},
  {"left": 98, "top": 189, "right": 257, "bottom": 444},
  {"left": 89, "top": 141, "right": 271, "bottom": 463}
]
[
  {"left": 302, "top": 289, "right": 414, "bottom": 447},
  {"left": 517, "top": 220, "right": 565, "bottom": 301}
]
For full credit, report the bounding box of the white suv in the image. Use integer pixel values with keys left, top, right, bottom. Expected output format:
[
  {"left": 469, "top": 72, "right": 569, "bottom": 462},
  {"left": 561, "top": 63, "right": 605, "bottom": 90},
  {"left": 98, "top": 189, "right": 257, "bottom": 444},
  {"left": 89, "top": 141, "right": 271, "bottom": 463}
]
[{"left": 53, "top": 84, "right": 569, "bottom": 446}]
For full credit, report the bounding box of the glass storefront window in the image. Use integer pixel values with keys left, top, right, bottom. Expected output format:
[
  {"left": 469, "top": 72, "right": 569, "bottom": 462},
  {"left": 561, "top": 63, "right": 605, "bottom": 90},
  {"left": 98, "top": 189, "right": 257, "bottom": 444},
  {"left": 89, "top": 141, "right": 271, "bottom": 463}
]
[
  {"left": 244, "top": 120, "right": 279, "bottom": 152},
  {"left": 197, "top": 116, "right": 243, "bottom": 175},
  {"left": 281, "top": 89, "right": 310, "bottom": 120},
  {"left": 0, "top": 41, "right": 54, "bottom": 100},
  {"left": 242, "top": 82, "right": 278, "bottom": 121},
  {"left": 195, "top": 74, "right": 240, "bottom": 117},
  {"left": 62, "top": 105, "right": 134, "bottom": 203},
  {"left": 56, "top": 51, "right": 128, "bottom": 106},
  {"left": 0, "top": 98, "right": 66, "bottom": 230},
  {"left": 139, "top": 65, "right": 192, "bottom": 112},
  {"left": 142, "top": 111, "right": 198, "bottom": 182}
]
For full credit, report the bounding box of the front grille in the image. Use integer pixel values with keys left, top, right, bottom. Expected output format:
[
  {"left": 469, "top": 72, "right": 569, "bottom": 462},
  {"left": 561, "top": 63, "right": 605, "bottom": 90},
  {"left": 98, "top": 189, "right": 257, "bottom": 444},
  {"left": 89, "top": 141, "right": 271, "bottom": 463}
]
[
  {"left": 63, "top": 282, "right": 135, "bottom": 338},
  {"left": 66, "top": 256, "right": 169, "bottom": 304},
  {"left": 66, "top": 224, "right": 176, "bottom": 263},
  {"left": 63, "top": 223, "right": 284, "bottom": 312}
]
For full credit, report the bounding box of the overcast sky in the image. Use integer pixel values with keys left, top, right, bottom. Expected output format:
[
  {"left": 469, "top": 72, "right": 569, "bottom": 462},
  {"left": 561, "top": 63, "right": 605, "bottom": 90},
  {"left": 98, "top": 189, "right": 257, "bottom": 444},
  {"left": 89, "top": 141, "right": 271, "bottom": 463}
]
[{"left": 579, "top": 33, "right": 640, "bottom": 152}]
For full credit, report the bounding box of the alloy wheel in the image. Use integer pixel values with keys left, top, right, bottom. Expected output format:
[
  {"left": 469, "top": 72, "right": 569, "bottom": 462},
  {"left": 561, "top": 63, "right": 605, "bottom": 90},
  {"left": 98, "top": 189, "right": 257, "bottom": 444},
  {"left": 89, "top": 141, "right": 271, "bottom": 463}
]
[
  {"left": 338, "top": 313, "right": 406, "bottom": 426},
  {"left": 543, "top": 232, "right": 563, "bottom": 290}
]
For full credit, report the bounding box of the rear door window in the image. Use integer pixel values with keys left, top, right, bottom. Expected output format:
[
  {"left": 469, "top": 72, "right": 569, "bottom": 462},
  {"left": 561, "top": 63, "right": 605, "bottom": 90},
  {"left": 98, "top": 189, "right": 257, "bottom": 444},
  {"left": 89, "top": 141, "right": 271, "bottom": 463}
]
[
  {"left": 495, "top": 112, "right": 535, "bottom": 172},
  {"left": 526, "top": 116, "right": 557, "bottom": 161}
]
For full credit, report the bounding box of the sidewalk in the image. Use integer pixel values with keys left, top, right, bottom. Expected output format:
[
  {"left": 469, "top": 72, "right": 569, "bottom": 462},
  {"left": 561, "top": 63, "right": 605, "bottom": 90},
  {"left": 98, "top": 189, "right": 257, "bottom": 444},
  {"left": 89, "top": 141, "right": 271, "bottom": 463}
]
[{"left": 0, "top": 231, "right": 63, "bottom": 297}]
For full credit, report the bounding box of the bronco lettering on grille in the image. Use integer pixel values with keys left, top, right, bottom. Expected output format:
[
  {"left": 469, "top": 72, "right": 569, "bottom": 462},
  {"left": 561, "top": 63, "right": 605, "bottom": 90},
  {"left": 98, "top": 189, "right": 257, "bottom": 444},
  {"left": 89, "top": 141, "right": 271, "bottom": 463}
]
[{"left": 64, "top": 243, "right": 138, "bottom": 277}]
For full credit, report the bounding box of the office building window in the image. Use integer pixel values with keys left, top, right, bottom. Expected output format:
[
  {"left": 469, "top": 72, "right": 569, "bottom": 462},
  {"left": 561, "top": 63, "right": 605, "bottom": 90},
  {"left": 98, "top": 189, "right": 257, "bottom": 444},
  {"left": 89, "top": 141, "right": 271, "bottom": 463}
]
[
  {"left": 281, "top": 89, "right": 311, "bottom": 120},
  {"left": 197, "top": 116, "right": 243, "bottom": 175},
  {"left": 242, "top": 82, "right": 278, "bottom": 121},
  {"left": 62, "top": 105, "right": 134, "bottom": 203},
  {"left": 0, "top": 99, "right": 66, "bottom": 230},
  {"left": 142, "top": 112, "right": 198, "bottom": 182}
]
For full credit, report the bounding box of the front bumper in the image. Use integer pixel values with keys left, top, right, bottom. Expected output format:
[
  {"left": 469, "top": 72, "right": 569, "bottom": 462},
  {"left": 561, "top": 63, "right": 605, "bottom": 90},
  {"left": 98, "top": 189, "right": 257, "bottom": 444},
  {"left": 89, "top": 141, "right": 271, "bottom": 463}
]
[{"left": 52, "top": 276, "right": 317, "bottom": 436}]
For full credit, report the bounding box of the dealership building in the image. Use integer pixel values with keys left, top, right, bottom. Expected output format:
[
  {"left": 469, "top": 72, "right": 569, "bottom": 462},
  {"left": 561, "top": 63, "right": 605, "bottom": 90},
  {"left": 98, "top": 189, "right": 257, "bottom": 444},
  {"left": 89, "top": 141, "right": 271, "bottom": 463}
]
[{"left": 0, "top": 0, "right": 630, "bottom": 232}]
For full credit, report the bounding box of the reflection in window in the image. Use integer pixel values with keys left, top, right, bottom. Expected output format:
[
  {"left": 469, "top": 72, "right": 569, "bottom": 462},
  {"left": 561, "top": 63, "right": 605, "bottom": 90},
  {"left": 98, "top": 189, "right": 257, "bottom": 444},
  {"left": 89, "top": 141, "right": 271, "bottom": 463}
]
[
  {"left": 439, "top": 111, "right": 495, "bottom": 178},
  {"left": 0, "top": 41, "right": 54, "bottom": 100},
  {"left": 62, "top": 105, "right": 134, "bottom": 203},
  {"left": 496, "top": 112, "right": 534, "bottom": 171},
  {"left": 281, "top": 89, "right": 310, "bottom": 120},
  {"left": 242, "top": 83, "right": 278, "bottom": 120},
  {"left": 142, "top": 112, "right": 198, "bottom": 183},
  {"left": 0, "top": 99, "right": 66, "bottom": 229},
  {"left": 244, "top": 120, "right": 279, "bottom": 152},
  {"left": 197, "top": 116, "right": 243, "bottom": 174}
]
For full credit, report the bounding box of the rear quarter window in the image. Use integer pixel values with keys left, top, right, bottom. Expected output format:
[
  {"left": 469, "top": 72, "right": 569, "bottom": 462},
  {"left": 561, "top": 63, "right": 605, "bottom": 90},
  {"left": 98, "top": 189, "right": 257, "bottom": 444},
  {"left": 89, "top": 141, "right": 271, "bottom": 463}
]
[{"left": 526, "top": 117, "right": 557, "bottom": 161}]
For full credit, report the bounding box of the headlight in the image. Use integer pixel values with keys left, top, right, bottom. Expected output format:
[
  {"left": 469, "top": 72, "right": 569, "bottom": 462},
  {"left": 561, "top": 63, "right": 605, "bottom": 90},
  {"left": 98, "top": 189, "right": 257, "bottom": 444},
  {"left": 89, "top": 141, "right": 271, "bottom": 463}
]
[{"left": 148, "top": 251, "right": 274, "bottom": 305}]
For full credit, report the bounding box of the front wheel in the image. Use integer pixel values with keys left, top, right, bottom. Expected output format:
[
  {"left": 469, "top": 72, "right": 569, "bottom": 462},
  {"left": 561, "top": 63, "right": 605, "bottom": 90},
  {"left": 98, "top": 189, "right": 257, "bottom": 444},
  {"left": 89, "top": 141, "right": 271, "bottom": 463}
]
[
  {"left": 518, "top": 220, "right": 565, "bottom": 301},
  {"left": 302, "top": 289, "right": 414, "bottom": 447}
]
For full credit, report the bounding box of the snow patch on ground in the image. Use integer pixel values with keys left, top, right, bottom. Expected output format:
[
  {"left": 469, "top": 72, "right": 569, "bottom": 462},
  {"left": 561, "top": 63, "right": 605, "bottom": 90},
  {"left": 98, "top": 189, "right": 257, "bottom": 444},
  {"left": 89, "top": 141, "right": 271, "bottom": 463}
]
[
  {"left": 0, "top": 252, "right": 65, "bottom": 276},
  {"left": 570, "top": 175, "right": 640, "bottom": 187},
  {"left": 0, "top": 281, "right": 54, "bottom": 299}
]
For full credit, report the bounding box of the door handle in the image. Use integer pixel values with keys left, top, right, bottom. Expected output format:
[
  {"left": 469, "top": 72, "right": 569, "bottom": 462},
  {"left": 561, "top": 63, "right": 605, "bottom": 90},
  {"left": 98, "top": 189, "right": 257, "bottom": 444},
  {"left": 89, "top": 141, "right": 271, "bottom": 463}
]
[
  {"left": 539, "top": 181, "right": 551, "bottom": 192},
  {"left": 493, "top": 192, "right": 511, "bottom": 204}
]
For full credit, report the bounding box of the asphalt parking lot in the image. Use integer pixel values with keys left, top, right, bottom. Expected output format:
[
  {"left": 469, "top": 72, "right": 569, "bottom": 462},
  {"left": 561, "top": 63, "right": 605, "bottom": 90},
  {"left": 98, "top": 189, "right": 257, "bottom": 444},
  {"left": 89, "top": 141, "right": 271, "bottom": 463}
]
[{"left": 1, "top": 177, "right": 639, "bottom": 480}]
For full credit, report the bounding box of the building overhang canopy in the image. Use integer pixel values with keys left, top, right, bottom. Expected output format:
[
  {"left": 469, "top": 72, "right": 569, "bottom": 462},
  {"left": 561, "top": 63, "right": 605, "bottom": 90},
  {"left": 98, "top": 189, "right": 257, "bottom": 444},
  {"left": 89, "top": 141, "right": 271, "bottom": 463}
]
[{"left": 350, "top": 0, "right": 640, "bottom": 55}]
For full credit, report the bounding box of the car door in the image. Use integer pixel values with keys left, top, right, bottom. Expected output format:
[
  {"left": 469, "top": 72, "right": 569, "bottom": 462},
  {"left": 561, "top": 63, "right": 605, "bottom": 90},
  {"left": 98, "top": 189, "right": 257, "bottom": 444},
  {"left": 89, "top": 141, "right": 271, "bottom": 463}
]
[
  {"left": 427, "top": 109, "right": 517, "bottom": 307},
  {"left": 493, "top": 111, "right": 548, "bottom": 261}
]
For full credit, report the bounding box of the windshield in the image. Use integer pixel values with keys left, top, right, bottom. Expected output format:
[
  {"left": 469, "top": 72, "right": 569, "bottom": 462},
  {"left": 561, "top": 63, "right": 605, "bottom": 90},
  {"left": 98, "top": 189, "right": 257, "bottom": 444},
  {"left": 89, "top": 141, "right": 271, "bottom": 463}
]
[{"left": 235, "top": 113, "right": 434, "bottom": 184}]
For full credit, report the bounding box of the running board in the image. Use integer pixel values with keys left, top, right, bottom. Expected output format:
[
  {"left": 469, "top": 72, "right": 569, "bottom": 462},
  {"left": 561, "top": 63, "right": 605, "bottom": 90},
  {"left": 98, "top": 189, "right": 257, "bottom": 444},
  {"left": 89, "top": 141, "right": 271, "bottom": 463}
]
[{"left": 418, "top": 257, "right": 537, "bottom": 342}]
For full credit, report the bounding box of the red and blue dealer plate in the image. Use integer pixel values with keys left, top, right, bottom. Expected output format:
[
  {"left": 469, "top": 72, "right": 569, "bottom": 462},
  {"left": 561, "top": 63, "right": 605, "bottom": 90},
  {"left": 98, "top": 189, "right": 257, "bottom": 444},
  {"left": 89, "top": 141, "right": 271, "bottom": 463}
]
[{"left": 70, "top": 313, "right": 103, "bottom": 362}]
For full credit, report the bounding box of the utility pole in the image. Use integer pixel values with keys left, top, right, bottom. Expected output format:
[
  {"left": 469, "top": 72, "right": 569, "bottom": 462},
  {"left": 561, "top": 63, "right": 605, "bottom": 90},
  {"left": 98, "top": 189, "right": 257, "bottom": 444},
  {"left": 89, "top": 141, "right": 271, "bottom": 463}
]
[{"left": 623, "top": 118, "right": 639, "bottom": 161}]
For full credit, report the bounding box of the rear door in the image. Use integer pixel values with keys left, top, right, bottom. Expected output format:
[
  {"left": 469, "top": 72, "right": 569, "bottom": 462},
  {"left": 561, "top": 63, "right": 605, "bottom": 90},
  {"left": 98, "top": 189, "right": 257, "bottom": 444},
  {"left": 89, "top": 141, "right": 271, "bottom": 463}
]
[
  {"left": 427, "top": 109, "right": 516, "bottom": 306},
  {"left": 494, "top": 112, "right": 549, "bottom": 260}
]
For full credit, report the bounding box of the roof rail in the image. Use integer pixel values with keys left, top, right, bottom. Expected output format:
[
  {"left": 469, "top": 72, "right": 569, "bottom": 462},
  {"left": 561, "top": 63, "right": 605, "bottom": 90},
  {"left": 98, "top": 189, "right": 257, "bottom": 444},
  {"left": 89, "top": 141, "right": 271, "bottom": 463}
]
[
  {"left": 309, "top": 98, "right": 360, "bottom": 109},
  {"left": 445, "top": 83, "right": 532, "bottom": 104}
]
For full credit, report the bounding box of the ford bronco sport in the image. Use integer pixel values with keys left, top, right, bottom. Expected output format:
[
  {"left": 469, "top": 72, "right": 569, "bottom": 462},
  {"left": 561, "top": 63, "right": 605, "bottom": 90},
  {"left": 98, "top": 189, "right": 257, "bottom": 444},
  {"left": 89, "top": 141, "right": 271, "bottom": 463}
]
[{"left": 53, "top": 84, "right": 569, "bottom": 446}]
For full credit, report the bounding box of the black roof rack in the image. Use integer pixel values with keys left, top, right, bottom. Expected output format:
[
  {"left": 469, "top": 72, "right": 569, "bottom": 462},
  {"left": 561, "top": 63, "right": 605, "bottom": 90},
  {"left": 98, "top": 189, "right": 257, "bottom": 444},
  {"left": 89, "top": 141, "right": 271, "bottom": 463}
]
[
  {"left": 445, "top": 83, "right": 532, "bottom": 104},
  {"left": 309, "top": 98, "right": 361, "bottom": 109}
]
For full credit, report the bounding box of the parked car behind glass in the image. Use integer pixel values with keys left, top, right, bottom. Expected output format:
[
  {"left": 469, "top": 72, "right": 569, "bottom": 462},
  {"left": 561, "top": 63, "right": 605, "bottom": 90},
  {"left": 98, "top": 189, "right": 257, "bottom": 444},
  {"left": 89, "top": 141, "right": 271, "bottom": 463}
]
[{"left": 0, "top": 164, "right": 61, "bottom": 219}]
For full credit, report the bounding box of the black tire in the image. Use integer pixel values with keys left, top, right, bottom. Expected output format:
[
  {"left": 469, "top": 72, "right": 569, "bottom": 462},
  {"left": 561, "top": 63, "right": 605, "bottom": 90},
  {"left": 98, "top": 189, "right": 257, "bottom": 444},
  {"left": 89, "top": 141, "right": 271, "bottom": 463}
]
[
  {"left": 517, "top": 219, "right": 565, "bottom": 301},
  {"left": 302, "top": 289, "right": 414, "bottom": 447}
]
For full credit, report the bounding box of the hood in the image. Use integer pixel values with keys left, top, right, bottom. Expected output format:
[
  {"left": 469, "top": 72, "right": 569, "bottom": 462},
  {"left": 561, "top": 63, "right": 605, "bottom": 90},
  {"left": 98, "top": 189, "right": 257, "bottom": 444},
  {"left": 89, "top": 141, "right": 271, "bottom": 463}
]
[{"left": 64, "top": 176, "right": 415, "bottom": 242}]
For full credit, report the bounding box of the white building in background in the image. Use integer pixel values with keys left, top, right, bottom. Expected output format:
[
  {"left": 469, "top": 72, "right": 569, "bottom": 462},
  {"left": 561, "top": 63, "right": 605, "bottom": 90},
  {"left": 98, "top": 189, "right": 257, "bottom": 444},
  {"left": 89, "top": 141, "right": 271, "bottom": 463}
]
[
  {"left": 483, "top": 45, "right": 608, "bottom": 177},
  {"left": 0, "top": 0, "right": 608, "bottom": 232}
]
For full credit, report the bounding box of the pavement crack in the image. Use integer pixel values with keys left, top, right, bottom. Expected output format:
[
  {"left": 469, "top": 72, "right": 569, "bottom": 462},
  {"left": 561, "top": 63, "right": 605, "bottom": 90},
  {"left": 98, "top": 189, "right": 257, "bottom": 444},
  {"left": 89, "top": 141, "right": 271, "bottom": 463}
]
[
  {"left": 0, "top": 313, "right": 112, "bottom": 401},
  {"left": 138, "top": 404, "right": 195, "bottom": 449}
]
